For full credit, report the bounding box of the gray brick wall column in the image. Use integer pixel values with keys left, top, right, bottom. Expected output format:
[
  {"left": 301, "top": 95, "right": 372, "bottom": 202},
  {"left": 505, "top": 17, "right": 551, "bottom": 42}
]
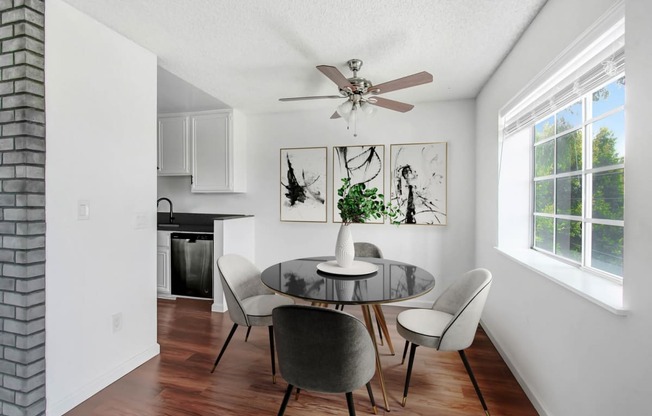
[{"left": 0, "top": 0, "right": 45, "bottom": 415}]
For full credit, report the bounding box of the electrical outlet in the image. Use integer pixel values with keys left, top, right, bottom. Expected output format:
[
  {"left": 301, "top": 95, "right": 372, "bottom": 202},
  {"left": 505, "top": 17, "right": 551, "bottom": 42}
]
[{"left": 112, "top": 312, "right": 123, "bottom": 333}]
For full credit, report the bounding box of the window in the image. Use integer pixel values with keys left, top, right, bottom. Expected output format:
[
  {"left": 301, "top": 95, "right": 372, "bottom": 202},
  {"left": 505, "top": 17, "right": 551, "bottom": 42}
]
[
  {"left": 532, "top": 76, "right": 625, "bottom": 279},
  {"left": 496, "top": 7, "right": 626, "bottom": 313}
]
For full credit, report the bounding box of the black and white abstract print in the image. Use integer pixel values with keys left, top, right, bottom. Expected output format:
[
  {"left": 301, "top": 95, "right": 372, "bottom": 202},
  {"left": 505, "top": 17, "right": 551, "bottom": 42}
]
[
  {"left": 333, "top": 145, "right": 385, "bottom": 223},
  {"left": 390, "top": 142, "right": 447, "bottom": 225},
  {"left": 280, "top": 147, "right": 327, "bottom": 222}
]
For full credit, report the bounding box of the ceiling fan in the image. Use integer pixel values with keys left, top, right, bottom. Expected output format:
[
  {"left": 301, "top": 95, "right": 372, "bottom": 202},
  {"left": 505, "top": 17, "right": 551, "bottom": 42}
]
[{"left": 279, "top": 59, "right": 433, "bottom": 136}]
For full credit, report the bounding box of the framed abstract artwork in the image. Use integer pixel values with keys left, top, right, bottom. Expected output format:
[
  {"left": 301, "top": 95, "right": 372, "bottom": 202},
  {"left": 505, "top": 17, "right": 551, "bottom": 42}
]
[
  {"left": 390, "top": 142, "right": 447, "bottom": 225},
  {"left": 332, "top": 145, "right": 385, "bottom": 223},
  {"left": 280, "top": 147, "right": 327, "bottom": 222}
]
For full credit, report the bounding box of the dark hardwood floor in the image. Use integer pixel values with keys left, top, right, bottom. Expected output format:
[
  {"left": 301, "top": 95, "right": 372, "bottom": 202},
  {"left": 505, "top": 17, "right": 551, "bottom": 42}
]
[{"left": 67, "top": 298, "right": 538, "bottom": 415}]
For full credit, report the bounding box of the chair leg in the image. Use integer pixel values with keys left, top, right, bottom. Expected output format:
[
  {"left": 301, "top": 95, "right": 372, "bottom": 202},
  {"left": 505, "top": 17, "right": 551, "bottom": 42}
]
[
  {"left": 401, "top": 340, "right": 409, "bottom": 365},
  {"left": 345, "top": 391, "right": 356, "bottom": 416},
  {"left": 211, "top": 323, "right": 238, "bottom": 373},
  {"left": 402, "top": 343, "right": 418, "bottom": 407},
  {"left": 375, "top": 315, "right": 384, "bottom": 346},
  {"left": 278, "top": 384, "right": 293, "bottom": 416},
  {"left": 295, "top": 388, "right": 301, "bottom": 400},
  {"left": 459, "top": 350, "right": 490, "bottom": 416},
  {"left": 244, "top": 326, "right": 252, "bottom": 342},
  {"left": 269, "top": 325, "right": 276, "bottom": 383},
  {"left": 365, "top": 382, "right": 378, "bottom": 415}
]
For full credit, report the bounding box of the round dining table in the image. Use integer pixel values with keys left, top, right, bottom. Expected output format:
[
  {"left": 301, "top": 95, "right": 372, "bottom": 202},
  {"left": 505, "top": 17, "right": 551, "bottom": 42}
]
[{"left": 261, "top": 256, "right": 435, "bottom": 411}]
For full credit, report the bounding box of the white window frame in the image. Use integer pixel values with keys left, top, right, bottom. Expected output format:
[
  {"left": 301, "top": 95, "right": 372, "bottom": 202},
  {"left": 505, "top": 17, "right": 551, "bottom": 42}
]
[{"left": 531, "top": 74, "right": 625, "bottom": 282}]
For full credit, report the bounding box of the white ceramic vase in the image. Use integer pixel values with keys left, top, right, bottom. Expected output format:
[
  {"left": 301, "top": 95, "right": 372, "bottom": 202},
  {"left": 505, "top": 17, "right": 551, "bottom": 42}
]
[{"left": 335, "top": 223, "right": 355, "bottom": 268}]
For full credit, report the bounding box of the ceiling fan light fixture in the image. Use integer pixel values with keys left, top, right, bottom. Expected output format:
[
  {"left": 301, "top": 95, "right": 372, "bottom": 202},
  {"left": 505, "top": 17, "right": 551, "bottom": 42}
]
[
  {"left": 360, "top": 101, "right": 375, "bottom": 116},
  {"left": 336, "top": 100, "right": 353, "bottom": 118}
]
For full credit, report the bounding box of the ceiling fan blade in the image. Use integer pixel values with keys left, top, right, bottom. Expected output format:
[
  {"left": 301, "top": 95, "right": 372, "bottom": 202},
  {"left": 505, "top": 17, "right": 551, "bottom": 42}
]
[
  {"left": 316, "top": 65, "right": 353, "bottom": 90},
  {"left": 330, "top": 111, "right": 341, "bottom": 119},
  {"left": 368, "top": 71, "right": 433, "bottom": 95},
  {"left": 279, "top": 95, "right": 343, "bottom": 102},
  {"left": 368, "top": 97, "right": 414, "bottom": 113}
]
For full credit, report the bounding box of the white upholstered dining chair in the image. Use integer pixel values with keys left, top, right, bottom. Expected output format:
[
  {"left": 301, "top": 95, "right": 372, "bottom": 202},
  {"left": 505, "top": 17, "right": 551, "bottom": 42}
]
[
  {"left": 396, "top": 268, "right": 492, "bottom": 414},
  {"left": 211, "top": 254, "right": 294, "bottom": 383}
]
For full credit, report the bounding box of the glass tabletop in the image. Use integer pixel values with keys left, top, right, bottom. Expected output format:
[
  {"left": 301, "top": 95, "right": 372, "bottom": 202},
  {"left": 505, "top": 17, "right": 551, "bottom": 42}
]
[{"left": 260, "top": 256, "right": 435, "bottom": 305}]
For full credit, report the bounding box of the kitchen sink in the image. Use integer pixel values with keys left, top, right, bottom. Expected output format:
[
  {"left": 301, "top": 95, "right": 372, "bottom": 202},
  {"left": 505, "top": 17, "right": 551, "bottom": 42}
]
[{"left": 158, "top": 223, "right": 180, "bottom": 228}]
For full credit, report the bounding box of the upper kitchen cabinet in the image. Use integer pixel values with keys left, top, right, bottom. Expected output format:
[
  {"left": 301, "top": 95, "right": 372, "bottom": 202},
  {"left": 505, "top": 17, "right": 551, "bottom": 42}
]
[
  {"left": 190, "top": 109, "right": 246, "bottom": 193},
  {"left": 157, "top": 115, "right": 191, "bottom": 176}
]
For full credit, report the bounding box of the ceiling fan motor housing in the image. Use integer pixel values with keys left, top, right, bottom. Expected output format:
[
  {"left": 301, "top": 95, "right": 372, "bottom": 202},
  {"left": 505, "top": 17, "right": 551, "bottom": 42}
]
[
  {"left": 340, "top": 77, "right": 372, "bottom": 96},
  {"left": 341, "top": 59, "right": 372, "bottom": 96}
]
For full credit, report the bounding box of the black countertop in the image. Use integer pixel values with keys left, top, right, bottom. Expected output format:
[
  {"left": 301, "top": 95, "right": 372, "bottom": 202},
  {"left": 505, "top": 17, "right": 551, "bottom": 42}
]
[{"left": 157, "top": 212, "right": 252, "bottom": 233}]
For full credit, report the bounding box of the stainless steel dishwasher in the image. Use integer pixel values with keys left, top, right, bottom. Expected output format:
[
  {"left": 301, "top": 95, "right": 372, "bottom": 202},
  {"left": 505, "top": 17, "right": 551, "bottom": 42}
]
[{"left": 170, "top": 233, "right": 214, "bottom": 299}]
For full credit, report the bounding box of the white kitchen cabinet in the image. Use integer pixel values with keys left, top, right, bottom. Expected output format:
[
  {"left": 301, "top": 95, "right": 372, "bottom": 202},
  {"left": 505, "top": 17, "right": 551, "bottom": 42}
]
[
  {"left": 157, "top": 231, "right": 172, "bottom": 297},
  {"left": 190, "top": 110, "right": 246, "bottom": 193},
  {"left": 157, "top": 115, "right": 190, "bottom": 176}
]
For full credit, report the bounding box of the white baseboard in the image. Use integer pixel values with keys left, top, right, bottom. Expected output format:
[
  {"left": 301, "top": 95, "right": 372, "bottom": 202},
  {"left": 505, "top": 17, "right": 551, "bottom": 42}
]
[
  {"left": 211, "top": 297, "right": 227, "bottom": 313},
  {"left": 46, "top": 343, "right": 161, "bottom": 416},
  {"left": 479, "top": 321, "right": 550, "bottom": 416}
]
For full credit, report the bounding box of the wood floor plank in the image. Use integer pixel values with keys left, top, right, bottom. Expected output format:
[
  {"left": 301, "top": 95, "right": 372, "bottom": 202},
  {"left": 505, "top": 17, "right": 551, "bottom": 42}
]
[{"left": 66, "top": 298, "right": 538, "bottom": 415}]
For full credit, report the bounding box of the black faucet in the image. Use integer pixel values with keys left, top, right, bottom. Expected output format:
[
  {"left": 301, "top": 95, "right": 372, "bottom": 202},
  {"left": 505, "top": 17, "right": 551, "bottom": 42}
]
[{"left": 157, "top": 197, "right": 174, "bottom": 223}]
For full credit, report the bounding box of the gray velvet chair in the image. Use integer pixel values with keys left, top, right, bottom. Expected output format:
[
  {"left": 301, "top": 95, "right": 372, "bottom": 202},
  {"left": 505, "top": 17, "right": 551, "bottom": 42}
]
[
  {"left": 353, "top": 242, "right": 383, "bottom": 258},
  {"left": 273, "top": 305, "right": 377, "bottom": 416},
  {"left": 211, "top": 254, "right": 294, "bottom": 383},
  {"left": 396, "top": 268, "right": 492, "bottom": 414}
]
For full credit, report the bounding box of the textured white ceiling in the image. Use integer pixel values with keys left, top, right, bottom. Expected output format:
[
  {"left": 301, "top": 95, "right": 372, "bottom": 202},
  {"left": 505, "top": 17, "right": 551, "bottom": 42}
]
[{"left": 62, "top": 0, "right": 548, "bottom": 114}]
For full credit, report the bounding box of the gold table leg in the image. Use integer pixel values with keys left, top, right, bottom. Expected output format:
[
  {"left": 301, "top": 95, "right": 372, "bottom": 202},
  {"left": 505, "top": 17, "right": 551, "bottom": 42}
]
[
  {"left": 361, "top": 304, "right": 390, "bottom": 412},
  {"left": 372, "top": 305, "right": 395, "bottom": 355}
]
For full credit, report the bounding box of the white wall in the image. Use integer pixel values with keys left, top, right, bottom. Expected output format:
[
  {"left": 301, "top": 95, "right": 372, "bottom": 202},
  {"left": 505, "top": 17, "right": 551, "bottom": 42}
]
[
  {"left": 158, "top": 99, "right": 477, "bottom": 305},
  {"left": 45, "top": 1, "right": 159, "bottom": 414},
  {"left": 475, "top": 0, "right": 652, "bottom": 415}
]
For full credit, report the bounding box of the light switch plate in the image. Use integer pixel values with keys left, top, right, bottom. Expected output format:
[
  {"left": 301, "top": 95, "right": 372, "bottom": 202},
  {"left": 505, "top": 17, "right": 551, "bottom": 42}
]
[
  {"left": 134, "top": 212, "right": 148, "bottom": 229},
  {"left": 77, "top": 200, "right": 90, "bottom": 220}
]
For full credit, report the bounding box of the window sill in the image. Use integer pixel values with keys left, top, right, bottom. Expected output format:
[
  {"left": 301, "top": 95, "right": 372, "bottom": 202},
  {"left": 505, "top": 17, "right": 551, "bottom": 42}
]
[{"left": 495, "top": 247, "right": 627, "bottom": 315}]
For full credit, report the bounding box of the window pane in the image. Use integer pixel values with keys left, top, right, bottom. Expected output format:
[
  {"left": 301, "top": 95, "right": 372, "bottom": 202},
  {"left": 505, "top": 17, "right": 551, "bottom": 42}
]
[
  {"left": 534, "top": 180, "right": 554, "bottom": 214},
  {"left": 556, "top": 175, "right": 582, "bottom": 216},
  {"left": 592, "top": 76, "right": 625, "bottom": 119},
  {"left": 591, "top": 224, "right": 623, "bottom": 277},
  {"left": 592, "top": 169, "right": 624, "bottom": 220},
  {"left": 555, "top": 219, "right": 582, "bottom": 262},
  {"left": 592, "top": 111, "right": 625, "bottom": 168},
  {"left": 534, "top": 216, "right": 553, "bottom": 252},
  {"left": 534, "top": 141, "right": 554, "bottom": 177},
  {"left": 556, "top": 101, "right": 582, "bottom": 132},
  {"left": 535, "top": 115, "right": 555, "bottom": 143},
  {"left": 556, "top": 130, "right": 582, "bottom": 173}
]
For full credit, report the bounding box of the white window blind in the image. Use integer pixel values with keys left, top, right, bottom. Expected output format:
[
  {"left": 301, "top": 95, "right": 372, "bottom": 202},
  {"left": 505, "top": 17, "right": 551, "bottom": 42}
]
[
  {"left": 503, "top": 48, "right": 625, "bottom": 137},
  {"left": 500, "top": 5, "right": 625, "bottom": 138},
  {"left": 504, "top": 45, "right": 624, "bottom": 137}
]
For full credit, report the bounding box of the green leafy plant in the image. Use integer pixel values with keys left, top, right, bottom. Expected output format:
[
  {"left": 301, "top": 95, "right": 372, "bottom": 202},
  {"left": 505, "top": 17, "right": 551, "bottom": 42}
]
[{"left": 337, "top": 177, "right": 399, "bottom": 225}]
